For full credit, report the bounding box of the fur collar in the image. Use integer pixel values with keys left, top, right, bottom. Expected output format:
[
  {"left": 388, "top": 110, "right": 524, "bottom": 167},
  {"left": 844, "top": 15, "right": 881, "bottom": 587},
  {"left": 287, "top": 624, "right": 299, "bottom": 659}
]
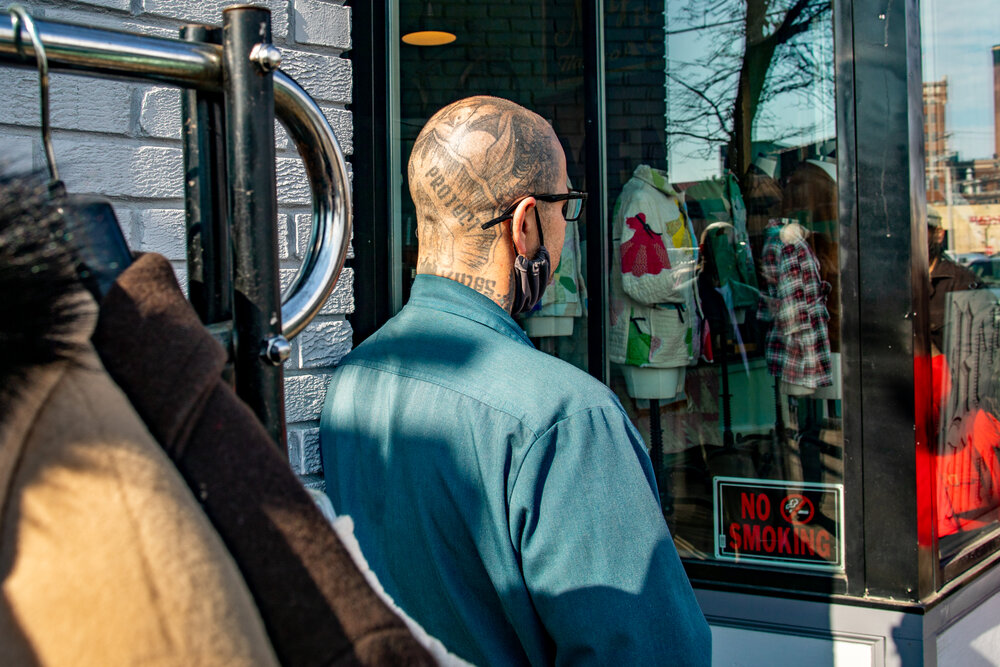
[{"left": 0, "top": 172, "right": 91, "bottom": 419}]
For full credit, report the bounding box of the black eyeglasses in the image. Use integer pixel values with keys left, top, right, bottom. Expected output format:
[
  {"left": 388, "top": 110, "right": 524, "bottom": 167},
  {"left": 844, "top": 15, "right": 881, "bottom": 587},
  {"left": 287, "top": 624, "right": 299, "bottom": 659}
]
[{"left": 480, "top": 190, "right": 588, "bottom": 230}]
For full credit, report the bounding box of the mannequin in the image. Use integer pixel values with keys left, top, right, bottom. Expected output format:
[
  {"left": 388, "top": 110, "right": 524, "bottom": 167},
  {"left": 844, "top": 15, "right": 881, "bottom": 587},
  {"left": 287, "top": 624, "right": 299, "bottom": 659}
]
[
  {"left": 608, "top": 164, "right": 700, "bottom": 402},
  {"left": 782, "top": 154, "right": 841, "bottom": 402},
  {"left": 621, "top": 365, "right": 686, "bottom": 400},
  {"left": 781, "top": 380, "right": 815, "bottom": 396}
]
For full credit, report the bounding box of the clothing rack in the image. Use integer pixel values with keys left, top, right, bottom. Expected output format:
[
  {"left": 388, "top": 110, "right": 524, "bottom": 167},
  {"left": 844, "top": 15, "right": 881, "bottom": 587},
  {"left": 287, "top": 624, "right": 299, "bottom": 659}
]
[{"left": 0, "top": 6, "right": 352, "bottom": 447}]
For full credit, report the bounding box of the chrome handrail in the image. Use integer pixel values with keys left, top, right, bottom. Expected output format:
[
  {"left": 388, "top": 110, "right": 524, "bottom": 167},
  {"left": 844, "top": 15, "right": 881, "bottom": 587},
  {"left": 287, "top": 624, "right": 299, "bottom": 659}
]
[
  {"left": 0, "top": 14, "right": 350, "bottom": 340},
  {"left": 0, "top": 15, "right": 222, "bottom": 89},
  {"left": 273, "top": 71, "right": 351, "bottom": 339}
]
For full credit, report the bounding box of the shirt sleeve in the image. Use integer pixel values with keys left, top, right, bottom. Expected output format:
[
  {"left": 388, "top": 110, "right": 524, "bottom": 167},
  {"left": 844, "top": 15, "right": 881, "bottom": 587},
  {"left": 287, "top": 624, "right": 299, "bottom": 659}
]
[{"left": 508, "top": 405, "right": 712, "bottom": 666}]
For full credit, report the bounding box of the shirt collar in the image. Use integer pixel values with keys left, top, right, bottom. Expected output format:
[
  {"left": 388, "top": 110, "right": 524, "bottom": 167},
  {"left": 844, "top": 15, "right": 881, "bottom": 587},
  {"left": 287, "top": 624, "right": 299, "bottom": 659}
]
[{"left": 406, "top": 274, "right": 535, "bottom": 349}]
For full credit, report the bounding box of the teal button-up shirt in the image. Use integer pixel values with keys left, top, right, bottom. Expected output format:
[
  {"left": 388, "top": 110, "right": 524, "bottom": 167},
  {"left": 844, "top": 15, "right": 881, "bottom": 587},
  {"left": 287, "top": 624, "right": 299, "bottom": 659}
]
[{"left": 321, "top": 275, "right": 710, "bottom": 666}]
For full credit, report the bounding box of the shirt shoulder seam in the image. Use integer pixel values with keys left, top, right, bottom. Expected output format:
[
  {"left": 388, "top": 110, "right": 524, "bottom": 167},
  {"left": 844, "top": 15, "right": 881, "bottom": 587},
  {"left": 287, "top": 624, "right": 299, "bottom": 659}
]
[
  {"left": 338, "top": 357, "right": 540, "bottom": 435},
  {"left": 506, "top": 403, "right": 632, "bottom": 507}
]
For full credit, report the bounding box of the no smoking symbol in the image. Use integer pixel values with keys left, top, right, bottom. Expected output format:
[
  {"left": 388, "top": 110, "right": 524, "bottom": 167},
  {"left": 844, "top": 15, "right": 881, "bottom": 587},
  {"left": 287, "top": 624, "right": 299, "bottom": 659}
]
[{"left": 780, "top": 494, "right": 814, "bottom": 524}]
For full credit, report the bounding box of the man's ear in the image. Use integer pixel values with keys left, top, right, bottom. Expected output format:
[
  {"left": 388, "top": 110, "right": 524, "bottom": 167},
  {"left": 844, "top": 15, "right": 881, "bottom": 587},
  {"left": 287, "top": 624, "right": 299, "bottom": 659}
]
[{"left": 510, "top": 196, "right": 536, "bottom": 257}]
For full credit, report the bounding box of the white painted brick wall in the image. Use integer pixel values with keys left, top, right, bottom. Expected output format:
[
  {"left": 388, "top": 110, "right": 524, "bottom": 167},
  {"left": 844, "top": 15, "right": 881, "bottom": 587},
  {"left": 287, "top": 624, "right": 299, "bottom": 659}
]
[
  {"left": 292, "top": 0, "right": 351, "bottom": 50},
  {"left": 0, "top": 1, "right": 353, "bottom": 488},
  {"left": 281, "top": 48, "right": 352, "bottom": 103}
]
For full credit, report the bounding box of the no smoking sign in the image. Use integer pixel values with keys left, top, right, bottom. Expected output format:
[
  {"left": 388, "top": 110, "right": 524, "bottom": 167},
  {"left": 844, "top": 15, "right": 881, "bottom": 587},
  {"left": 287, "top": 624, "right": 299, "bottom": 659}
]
[{"left": 714, "top": 477, "right": 844, "bottom": 572}]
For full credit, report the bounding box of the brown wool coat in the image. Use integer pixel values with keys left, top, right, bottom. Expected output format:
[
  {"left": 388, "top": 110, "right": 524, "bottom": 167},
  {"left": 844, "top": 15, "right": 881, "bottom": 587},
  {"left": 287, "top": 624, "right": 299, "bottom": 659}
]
[
  {"left": 0, "top": 301, "right": 279, "bottom": 666},
  {"left": 92, "top": 253, "right": 436, "bottom": 667}
]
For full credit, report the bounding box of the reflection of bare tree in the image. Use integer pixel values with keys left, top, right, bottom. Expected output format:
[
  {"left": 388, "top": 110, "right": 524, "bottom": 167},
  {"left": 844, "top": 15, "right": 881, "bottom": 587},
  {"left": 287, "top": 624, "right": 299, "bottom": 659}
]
[{"left": 668, "top": 0, "right": 832, "bottom": 182}]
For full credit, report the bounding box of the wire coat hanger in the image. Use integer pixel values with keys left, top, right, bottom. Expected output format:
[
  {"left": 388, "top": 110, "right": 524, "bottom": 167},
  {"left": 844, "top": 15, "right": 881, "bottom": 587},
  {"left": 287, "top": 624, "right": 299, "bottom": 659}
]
[
  {"left": 8, "top": 4, "right": 133, "bottom": 300},
  {"left": 8, "top": 4, "right": 58, "bottom": 183}
]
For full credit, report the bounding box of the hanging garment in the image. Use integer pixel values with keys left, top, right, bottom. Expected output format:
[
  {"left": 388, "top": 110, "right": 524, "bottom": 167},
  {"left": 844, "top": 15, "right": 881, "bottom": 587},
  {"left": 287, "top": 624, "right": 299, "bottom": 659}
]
[
  {"left": 936, "top": 408, "right": 1000, "bottom": 537},
  {"left": 518, "top": 217, "right": 587, "bottom": 329},
  {"left": 609, "top": 164, "right": 701, "bottom": 368},
  {"left": 0, "top": 175, "right": 278, "bottom": 666},
  {"left": 92, "top": 253, "right": 436, "bottom": 667},
  {"left": 758, "top": 219, "right": 833, "bottom": 389},
  {"left": 679, "top": 175, "right": 734, "bottom": 238},
  {"left": 932, "top": 261, "right": 985, "bottom": 359},
  {"left": 0, "top": 337, "right": 280, "bottom": 667},
  {"left": 939, "top": 289, "right": 999, "bottom": 421},
  {"left": 700, "top": 223, "right": 759, "bottom": 312}
]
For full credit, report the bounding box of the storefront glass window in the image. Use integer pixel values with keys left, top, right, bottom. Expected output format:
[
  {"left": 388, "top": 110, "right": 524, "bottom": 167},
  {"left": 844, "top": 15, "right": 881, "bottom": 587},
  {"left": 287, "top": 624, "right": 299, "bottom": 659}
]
[
  {"left": 919, "top": 0, "right": 1000, "bottom": 565},
  {"left": 604, "top": 0, "right": 844, "bottom": 569}
]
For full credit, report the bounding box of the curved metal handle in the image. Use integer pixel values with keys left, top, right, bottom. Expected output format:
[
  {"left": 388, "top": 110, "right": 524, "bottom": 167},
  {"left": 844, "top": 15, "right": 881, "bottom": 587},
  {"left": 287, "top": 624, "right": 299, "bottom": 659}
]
[{"left": 274, "top": 71, "right": 352, "bottom": 340}]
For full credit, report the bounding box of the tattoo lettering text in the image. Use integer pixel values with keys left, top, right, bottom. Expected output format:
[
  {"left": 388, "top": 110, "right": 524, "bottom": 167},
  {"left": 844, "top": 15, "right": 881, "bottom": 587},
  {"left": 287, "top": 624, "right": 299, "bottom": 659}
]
[
  {"left": 440, "top": 270, "right": 496, "bottom": 297},
  {"left": 425, "top": 166, "right": 475, "bottom": 226}
]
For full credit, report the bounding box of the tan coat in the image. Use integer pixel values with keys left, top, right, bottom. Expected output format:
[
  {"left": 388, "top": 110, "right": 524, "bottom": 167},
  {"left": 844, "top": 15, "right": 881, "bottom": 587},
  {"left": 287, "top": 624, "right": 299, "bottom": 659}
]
[{"left": 0, "top": 302, "right": 278, "bottom": 666}]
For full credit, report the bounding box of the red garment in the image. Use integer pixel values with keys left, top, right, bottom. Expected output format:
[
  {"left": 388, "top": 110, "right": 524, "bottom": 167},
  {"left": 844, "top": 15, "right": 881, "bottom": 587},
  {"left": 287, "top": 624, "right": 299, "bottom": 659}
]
[
  {"left": 620, "top": 213, "right": 670, "bottom": 276},
  {"left": 915, "top": 353, "right": 935, "bottom": 547},
  {"left": 917, "top": 353, "right": 1000, "bottom": 539},
  {"left": 937, "top": 408, "right": 1000, "bottom": 537}
]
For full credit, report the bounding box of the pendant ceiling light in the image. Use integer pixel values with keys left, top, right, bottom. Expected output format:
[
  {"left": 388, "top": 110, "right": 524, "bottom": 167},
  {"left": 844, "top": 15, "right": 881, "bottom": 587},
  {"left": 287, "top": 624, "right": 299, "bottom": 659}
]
[{"left": 401, "top": 1, "right": 456, "bottom": 46}]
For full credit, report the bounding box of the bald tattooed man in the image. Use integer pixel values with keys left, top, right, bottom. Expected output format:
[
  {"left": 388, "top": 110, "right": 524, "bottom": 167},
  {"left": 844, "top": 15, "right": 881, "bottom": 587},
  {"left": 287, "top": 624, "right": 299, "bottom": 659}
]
[{"left": 320, "top": 96, "right": 710, "bottom": 666}]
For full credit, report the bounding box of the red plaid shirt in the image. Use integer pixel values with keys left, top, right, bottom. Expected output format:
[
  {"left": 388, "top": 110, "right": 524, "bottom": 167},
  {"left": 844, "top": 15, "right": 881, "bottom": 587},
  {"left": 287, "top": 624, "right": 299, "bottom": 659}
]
[{"left": 759, "top": 221, "right": 833, "bottom": 388}]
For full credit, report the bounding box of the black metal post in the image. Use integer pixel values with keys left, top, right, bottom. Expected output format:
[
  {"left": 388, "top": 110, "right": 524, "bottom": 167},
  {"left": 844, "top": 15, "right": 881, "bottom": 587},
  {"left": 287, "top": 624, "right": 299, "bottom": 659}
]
[
  {"left": 181, "top": 24, "right": 231, "bottom": 329},
  {"left": 718, "top": 329, "right": 735, "bottom": 448},
  {"left": 346, "top": 0, "right": 393, "bottom": 345},
  {"left": 584, "top": 0, "right": 608, "bottom": 384},
  {"left": 853, "top": 0, "right": 928, "bottom": 599},
  {"left": 222, "top": 5, "right": 285, "bottom": 448}
]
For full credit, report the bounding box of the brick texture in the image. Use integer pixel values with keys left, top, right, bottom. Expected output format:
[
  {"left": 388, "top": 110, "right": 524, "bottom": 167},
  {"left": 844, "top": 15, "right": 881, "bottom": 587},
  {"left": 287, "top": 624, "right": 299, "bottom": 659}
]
[
  {"left": 293, "top": 0, "right": 351, "bottom": 50},
  {"left": 0, "top": 1, "right": 354, "bottom": 484},
  {"left": 287, "top": 426, "right": 324, "bottom": 475},
  {"left": 141, "top": 0, "right": 290, "bottom": 40},
  {"left": 280, "top": 266, "right": 355, "bottom": 315},
  {"left": 74, "top": 0, "right": 130, "bottom": 10},
  {"left": 4, "top": 135, "right": 34, "bottom": 173},
  {"left": 284, "top": 372, "right": 330, "bottom": 424},
  {"left": 0, "top": 71, "right": 131, "bottom": 135},
  {"left": 281, "top": 49, "right": 352, "bottom": 104}
]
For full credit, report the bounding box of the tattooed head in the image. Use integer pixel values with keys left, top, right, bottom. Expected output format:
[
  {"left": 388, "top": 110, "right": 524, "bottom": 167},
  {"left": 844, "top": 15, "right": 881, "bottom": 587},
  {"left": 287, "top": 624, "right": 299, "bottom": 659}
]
[{"left": 408, "top": 96, "right": 562, "bottom": 272}]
